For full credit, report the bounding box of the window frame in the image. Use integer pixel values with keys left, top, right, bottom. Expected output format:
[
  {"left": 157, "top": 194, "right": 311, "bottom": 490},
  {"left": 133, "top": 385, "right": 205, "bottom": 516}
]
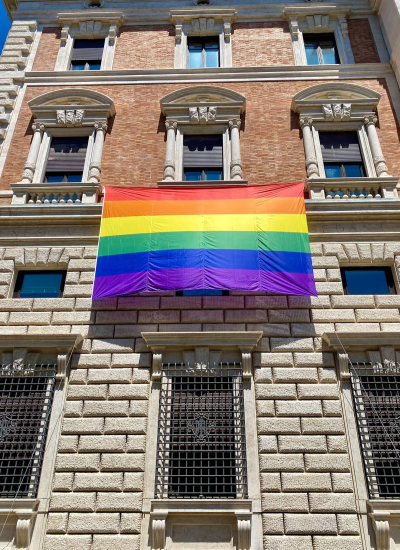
[
  {"left": 303, "top": 32, "right": 340, "bottom": 65},
  {"left": 317, "top": 130, "right": 367, "bottom": 179},
  {"left": 43, "top": 134, "right": 90, "bottom": 183},
  {"left": 341, "top": 266, "right": 397, "bottom": 296},
  {"left": 69, "top": 37, "right": 105, "bottom": 71},
  {"left": 13, "top": 270, "right": 67, "bottom": 298},
  {"left": 187, "top": 36, "right": 220, "bottom": 69}
]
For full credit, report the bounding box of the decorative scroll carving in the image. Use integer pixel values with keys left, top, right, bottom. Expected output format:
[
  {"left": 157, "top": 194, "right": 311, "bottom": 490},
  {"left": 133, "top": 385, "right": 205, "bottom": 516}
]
[
  {"left": 151, "top": 515, "right": 166, "bottom": 550},
  {"left": 237, "top": 515, "right": 251, "bottom": 550},
  {"left": 175, "top": 21, "right": 183, "bottom": 43},
  {"left": 188, "top": 106, "right": 217, "bottom": 124},
  {"left": 56, "top": 352, "right": 68, "bottom": 380},
  {"left": 152, "top": 348, "right": 164, "bottom": 380},
  {"left": 192, "top": 17, "right": 214, "bottom": 32},
  {"left": 57, "top": 109, "right": 85, "bottom": 126},
  {"left": 108, "top": 23, "right": 118, "bottom": 44},
  {"left": 240, "top": 347, "right": 253, "bottom": 379},
  {"left": 373, "top": 519, "right": 390, "bottom": 550},
  {"left": 322, "top": 103, "right": 351, "bottom": 121},
  {"left": 15, "top": 518, "right": 33, "bottom": 550},
  {"left": 306, "top": 14, "right": 330, "bottom": 29},
  {"left": 339, "top": 17, "right": 348, "bottom": 38},
  {"left": 79, "top": 20, "right": 102, "bottom": 34},
  {"left": 60, "top": 26, "right": 69, "bottom": 45},
  {"left": 224, "top": 20, "right": 231, "bottom": 41},
  {"left": 338, "top": 351, "right": 350, "bottom": 381}
]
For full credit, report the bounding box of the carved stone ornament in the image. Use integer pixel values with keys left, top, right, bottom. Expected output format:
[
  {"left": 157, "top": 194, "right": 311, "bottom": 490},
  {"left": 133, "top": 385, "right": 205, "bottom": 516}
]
[
  {"left": 299, "top": 116, "right": 313, "bottom": 129},
  {"left": 237, "top": 515, "right": 251, "bottom": 550},
  {"left": 373, "top": 518, "right": 390, "bottom": 550},
  {"left": 338, "top": 351, "right": 350, "bottom": 381},
  {"left": 192, "top": 17, "right": 214, "bottom": 32},
  {"left": 79, "top": 20, "right": 102, "bottom": 34},
  {"left": 57, "top": 109, "right": 85, "bottom": 126},
  {"left": 108, "top": 24, "right": 117, "bottom": 44},
  {"left": 15, "top": 517, "right": 33, "bottom": 550},
  {"left": 188, "top": 106, "right": 217, "bottom": 124},
  {"left": 306, "top": 14, "right": 330, "bottom": 29},
  {"left": 151, "top": 515, "right": 166, "bottom": 550},
  {"left": 224, "top": 21, "right": 231, "bottom": 41},
  {"left": 289, "top": 18, "right": 299, "bottom": 39},
  {"left": 322, "top": 103, "right": 351, "bottom": 121},
  {"left": 339, "top": 17, "right": 348, "bottom": 38},
  {"left": 175, "top": 21, "right": 183, "bottom": 43},
  {"left": 60, "top": 26, "right": 69, "bottom": 45}
]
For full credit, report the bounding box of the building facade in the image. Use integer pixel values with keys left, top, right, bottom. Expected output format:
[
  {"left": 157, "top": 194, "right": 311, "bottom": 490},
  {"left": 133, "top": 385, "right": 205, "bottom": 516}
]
[{"left": 0, "top": 0, "right": 400, "bottom": 549}]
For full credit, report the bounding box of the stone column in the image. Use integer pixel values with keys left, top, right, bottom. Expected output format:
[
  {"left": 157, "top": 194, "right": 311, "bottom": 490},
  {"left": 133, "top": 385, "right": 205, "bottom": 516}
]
[
  {"left": 163, "top": 120, "right": 177, "bottom": 181},
  {"left": 89, "top": 122, "right": 108, "bottom": 183},
  {"left": 21, "top": 123, "right": 45, "bottom": 183},
  {"left": 364, "top": 115, "right": 389, "bottom": 177},
  {"left": 300, "top": 116, "right": 319, "bottom": 179},
  {"left": 229, "top": 118, "right": 243, "bottom": 180}
]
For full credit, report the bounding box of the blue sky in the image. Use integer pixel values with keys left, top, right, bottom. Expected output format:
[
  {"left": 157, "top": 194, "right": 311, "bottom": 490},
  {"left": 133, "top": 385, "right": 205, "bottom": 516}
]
[{"left": 0, "top": 3, "right": 11, "bottom": 52}]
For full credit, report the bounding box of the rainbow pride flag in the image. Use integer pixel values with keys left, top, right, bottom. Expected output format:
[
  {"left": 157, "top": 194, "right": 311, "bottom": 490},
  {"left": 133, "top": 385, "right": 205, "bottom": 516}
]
[{"left": 93, "top": 183, "right": 317, "bottom": 299}]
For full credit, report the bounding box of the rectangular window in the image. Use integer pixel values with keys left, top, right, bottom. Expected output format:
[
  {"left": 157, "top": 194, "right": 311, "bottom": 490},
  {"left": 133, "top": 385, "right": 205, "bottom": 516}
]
[
  {"left": 341, "top": 267, "right": 396, "bottom": 295},
  {"left": 350, "top": 362, "right": 400, "bottom": 499},
  {"left": 70, "top": 38, "right": 104, "bottom": 71},
  {"left": 0, "top": 364, "right": 57, "bottom": 498},
  {"left": 319, "top": 132, "right": 365, "bottom": 178},
  {"left": 156, "top": 362, "right": 247, "bottom": 499},
  {"left": 304, "top": 33, "right": 340, "bottom": 65},
  {"left": 13, "top": 271, "right": 66, "bottom": 298},
  {"left": 176, "top": 290, "right": 230, "bottom": 296},
  {"left": 183, "top": 135, "right": 223, "bottom": 181},
  {"left": 188, "top": 37, "right": 219, "bottom": 69},
  {"left": 44, "top": 136, "right": 88, "bottom": 183}
]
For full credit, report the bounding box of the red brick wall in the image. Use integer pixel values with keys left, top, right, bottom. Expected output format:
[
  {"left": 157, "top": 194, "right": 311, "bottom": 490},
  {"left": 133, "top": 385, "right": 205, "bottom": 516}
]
[
  {"left": 232, "top": 22, "right": 294, "bottom": 66},
  {"left": 32, "top": 26, "right": 61, "bottom": 71},
  {"left": 114, "top": 24, "right": 175, "bottom": 70},
  {"left": 348, "top": 19, "right": 380, "bottom": 63},
  {"left": 1, "top": 79, "right": 399, "bottom": 190}
]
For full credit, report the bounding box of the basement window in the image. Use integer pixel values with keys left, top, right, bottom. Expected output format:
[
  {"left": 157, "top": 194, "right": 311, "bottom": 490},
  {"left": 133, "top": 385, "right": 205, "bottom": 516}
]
[
  {"left": 70, "top": 38, "right": 104, "bottom": 70},
  {"left": 341, "top": 267, "right": 396, "bottom": 295},
  {"left": 13, "top": 271, "right": 66, "bottom": 298}
]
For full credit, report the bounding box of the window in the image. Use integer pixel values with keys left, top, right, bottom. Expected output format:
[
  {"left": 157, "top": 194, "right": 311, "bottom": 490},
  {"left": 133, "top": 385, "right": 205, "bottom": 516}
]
[
  {"left": 350, "top": 362, "right": 400, "bottom": 499},
  {"left": 341, "top": 267, "right": 396, "bottom": 295},
  {"left": 70, "top": 38, "right": 104, "bottom": 71},
  {"left": 177, "top": 290, "right": 229, "bottom": 296},
  {"left": 188, "top": 37, "right": 219, "bottom": 69},
  {"left": 0, "top": 363, "right": 57, "bottom": 498},
  {"left": 44, "top": 137, "right": 88, "bottom": 183},
  {"left": 304, "top": 33, "right": 340, "bottom": 65},
  {"left": 13, "top": 271, "right": 66, "bottom": 298},
  {"left": 319, "top": 132, "right": 365, "bottom": 178},
  {"left": 156, "top": 362, "right": 247, "bottom": 499},
  {"left": 183, "top": 135, "right": 223, "bottom": 181}
]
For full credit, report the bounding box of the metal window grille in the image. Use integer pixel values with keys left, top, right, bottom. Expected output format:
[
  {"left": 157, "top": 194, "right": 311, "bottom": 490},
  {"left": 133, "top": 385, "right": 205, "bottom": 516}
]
[
  {"left": 0, "top": 363, "right": 57, "bottom": 499},
  {"left": 155, "top": 362, "right": 247, "bottom": 499},
  {"left": 350, "top": 361, "right": 400, "bottom": 499}
]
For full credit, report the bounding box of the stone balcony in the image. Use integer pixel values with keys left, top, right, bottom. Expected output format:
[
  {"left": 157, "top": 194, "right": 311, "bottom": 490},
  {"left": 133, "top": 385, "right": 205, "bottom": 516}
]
[
  {"left": 10, "top": 182, "right": 101, "bottom": 205},
  {"left": 306, "top": 176, "right": 399, "bottom": 200}
]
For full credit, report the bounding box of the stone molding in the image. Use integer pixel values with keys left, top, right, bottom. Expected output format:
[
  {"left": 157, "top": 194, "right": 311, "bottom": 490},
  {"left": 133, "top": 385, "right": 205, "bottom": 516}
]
[
  {"left": 10, "top": 182, "right": 101, "bottom": 205},
  {"left": 141, "top": 331, "right": 262, "bottom": 379},
  {"left": 323, "top": 331, "right": 400, "bottom": 350},
  {"left": 0, "top": 499, "right": 39, "bottom": 550},
  {"left": 306, "top": 176, "right": 399, "bottom": 200},
  {"left": 367, "top": 501, "right": 400, "bottom": 550}
]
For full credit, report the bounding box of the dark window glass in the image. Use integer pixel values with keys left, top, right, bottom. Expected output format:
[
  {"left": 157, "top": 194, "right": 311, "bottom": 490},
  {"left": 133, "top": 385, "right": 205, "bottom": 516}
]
[
  {"left": 44, "top": 136, "right": 88, "bottom": 183},
  {"left": 45, "top": 173, "right": 83, "bottom": 183},
  {"left": 13, "top": 271, "right": 66, "bottom": 298},
  {"left": 176, "top": 290, "right": 229, "bottom": 296},
  {"left": 341, "top": 267, "right": 396, "bottom": 295},
  {"left": 188, "top": 37, "right": 219, "bottom": 68},
  {"left": 183, "top": 135, "right": 223, "bottom": 181},
  {"left": 71, "top": 60, "right": 101, "bottom": 71},
  {"left": 70, "top": 38, "right": 104, "bottom": 71},
  {"left": 319, "top": 132, "right": 365, "bottom": 178},
  {"left": 304, "top": 33, "right": 340, "bottom": 65}
]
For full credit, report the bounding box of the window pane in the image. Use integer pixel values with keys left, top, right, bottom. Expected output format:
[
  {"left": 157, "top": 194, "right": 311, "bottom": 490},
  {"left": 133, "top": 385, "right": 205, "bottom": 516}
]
[
  {"left": 184, "top": 170, "right": 202, "bottom": 181},
  {"left": 205, "top": 170, "right": 222, "bottom": 180},
  {"left": 324, "top": 165, "right": 342, "bottom": 178},
  {"left": 344, "top": 164, "right": 363, "bottom": 177},
  {"left": 71, "top": 62, "right": 86, "bottom": 71},
  {"left": 342, "top": 268, "right": 393, "bottom": 295},
  {"left": 19, "top": 272, "right": 64, "bottom": 298},
  {"left": 181, "top": 290, "right": 225, "bottom": 296},
  {"left": 205, "top": 40, "right": 219, "bottom": 68},
  {"left": 73, "top": 38, "right": 104, "bottom": 50},
  {"left": 45, "top": 173, "right": 82, "bottom": 183},
  {"left": 88, "top": 62, "right": 101, "bottom": 70},
  {"left": 320, "top": 40, "right": 339, "bottom": 64},
  {"left": 188, "top": 41, "right": 203, "bottom": 68},
  {"left": 304, "top": 41, "right": 320, "bottom": 65}
]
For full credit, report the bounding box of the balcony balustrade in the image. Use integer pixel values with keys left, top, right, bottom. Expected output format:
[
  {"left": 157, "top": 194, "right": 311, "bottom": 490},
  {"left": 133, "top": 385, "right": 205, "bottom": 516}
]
[
  {"left": 307, "top": 177, "right": 399, "bottom": 200},
  {"left": 10, "top": 182, "right": 101, "bottom": 205}
]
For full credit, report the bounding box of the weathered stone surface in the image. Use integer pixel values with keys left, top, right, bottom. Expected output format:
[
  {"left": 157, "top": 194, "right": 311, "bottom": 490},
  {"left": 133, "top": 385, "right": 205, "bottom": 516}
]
[
  {"left": 91, "top": 339, "right": 135, "bottom": 353},
  {"left": 56, "top": 454, "right": 100, "bottom": 472},
  {"left": 73, "top": 473, "right": 123, "bottom": 491},
  {"left": 355, "top": 308, "right": 400, "bottom": 321},
  {"left": 50, "top": 493, "right": 96, "bottom": 512},
  {"left": 262, "top": 493, "right": 308, "bottom": 512},
  {"left": 275, "top": 400, "right": 322, "bottom": 417},
  {"left": 281, "top": 473, "right": 331, "bottom": 492},
  {"left": 258, "top": 435, "right": 278, "bottom": 453},
  {"left": 47, "top": 513, "right": 68, "bottom": 534},
  {"left": 92, "top": 535, "right": 140, "bottom": 550},
  {"left": 327, "top": 436, "right": 348, "bottom": 452},
  {"left": 126, "top": 435, "right": 146, "bottom": 453},
  {"left": 260, "top": 474, "right": 281, "bottom": 493},
  {"left": 337, "top": 515, "right": 360, "bottom": 535},
  {"left": 323, "top": 400, "right": 343, "bottom": 416},
  {"left": 44, "top": 535, "right": 92, "bottom": 550},
  {"left": 256, "top": 400, "right": 275, "bottom": 416},
  {"left": 284, "top": 514, "right": 337, "bottom": 534},
  {"left": 108, "top": 384, "right": 149, "bottom": 400},
  {"left": 53, "top": 473, "right": 74, "bottom": 492},
  {"left": 263, "top": 535, "right": 312, "bottom": 550},
  {"left": 83, "top": 401, "right": 129, "bottom": 417},
  {"left": 104, "top": 417, "right": 147, "bottom": 434},
  {"left": 78, "top": 435, "right": 126, "bottom": 453},
  {"left": 262, "top": 513, "right": 284, "bottom": 533},
  {"left": 305, "top": 454, "right": 350, "bottom": 472},
  {"left": 67, "top": 385, "right": 108, "bottom": 401},
  {"left": 87, "top": 368, "right": 132, "bottom": 384},
  {"left": 101, "top": 453, "right": 145, "bottom": 471},
  {"left": 248, "top": 323, "right": 291, "bottom": 336},
  {"left": 123, "top": 473, "right": 144, "bottom": 492},
  {"left": 331, "top": 295, "right": 375, "bottom": 308},
  {"left": 256, "top": 384, "right": 297, "bottom": 399},
  {"left": 71, "top": 354, "right": 111, "bottom": 368},
  {"left": 293, "top": 352, "right": 335, "bottom": 367},
  {"left": 120, "top": 513, "right": 142, "bottom": 533},
  {"left": 297, "top": 384, "right": 339, "bottom": 400},
  {"left": 301, "top": 418, "right": 345, "bottom": 434},
  {"left": 67, "top": 513, "right": 120, "bottom": 533},
  {"left": 270, "top": 338, "right": 314, "bottom": 352},
  {"left": 254, "top": 353, "right": 293, "bottom": 367},
  {"left": 331, "top": 473, "right": 354, "bottom": 492},
  {"left": 278, "top": 435, "right": 327, "bottom": 453},
  {"left": 258, "top": 418, "right": 301, "bottom": 434},
  {"left": 96, "top": 492, "right": 142, "bottom": 511},
  {"left": 62, "top": 418, "right": 104, "bottom": 435},
  {"left": 259, "top": 454, "right": 304, "bottom": 472},
  {"left": 312, "top": 536, "right": 362, "bottom": 549}
]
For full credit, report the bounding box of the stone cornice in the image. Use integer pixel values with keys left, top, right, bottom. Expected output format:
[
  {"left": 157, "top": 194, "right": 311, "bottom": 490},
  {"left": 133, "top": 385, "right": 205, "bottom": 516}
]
[
  {"left": 0, "top": 333, "right": 82, "bottom": 349},
  {"left": 323, "top": 332, "right": 400, "bottom": 350}
]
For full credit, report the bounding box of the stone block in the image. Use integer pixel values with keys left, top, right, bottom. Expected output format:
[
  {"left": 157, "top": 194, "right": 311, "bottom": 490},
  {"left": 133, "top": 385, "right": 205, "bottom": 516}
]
[
  {"left": 79, "top": 298, "right": 117, "bottom": 310},
  {"left": 309, "top": 493, "right": 356, "bottom": 512},
  {"left": 50, "top": 492, "right": 96, "bottom": 511},
  {"left": 53, "top": 473, "right": 74, "bottom": 492},
  {"left": 96, "top": 492, "right": 142, "bottom": 511},
  {"left": 120, "top": 513, "right": 141, "bottom": 532},
  {"left": 160, "top": 323, "right": 202, "bottom": 332},
  {"left": 262, "top": 513, "right": 284, "bottom": 534},
  {"left": 247, "top": 324, "right": 291, "bottom": 337},
  {"left": 305, "top": 454, "right": 350, "bottom": 472},
  {"left": 108, "top": 384, "right": 149, "bottom": 400},
  {"left": 101, "top": 453, "right": 145, "bottom": 471},
  {"left": 254, "top": 353, "right": 293, "bottom": 367},
  {"left": 56, "top": 454, "right": 100, "bottom": 472},
  {"left": 263, "top": 535, "right": 312, "bottom": 550},
  {"left": 258, "top": 435, "right": 278, "bottom": 453},
  {"left": 69, "top": 369, "right": 87, "bottom": 385},
  {"left": 291, "top": 323, "right": 334, "bottom": 337},
  {"left": 123, "top": 473, "right": 144, "bottom": 492},
  {"left": 96, "top": 311, "right": 138, "bottom": 324},
  {"left": 52, "top": 311, "right": 95, "bottom": 325},
  {"left": 245, "top": 296, "right": 288, "bottom": 309},
  {"left": 83, "top": 246, "right": 98, "bottom": 259},
  {"left": 331, "top": 295, "right": 375, "bottom": 308},
  {"left": 262, "top": 493, "right": 308, "bottom": 512},
  {"left": 270, "top": 338, "right": 314, "bottom": 352},
  {"left": 88, "top": 368, "right": 132, "bottom": 384},
  {"left": 160, "top": 296, "right": 202, "bottom": 309},
  {"left": 104, "top": 417, "right": 147, "bottom": 434},
  {"left": 9, "top": 311, "right": 51, "bottom": 325},
  {"left": 126, "top": 435, "right": 146, "bottom": 452},
  {"left": 337, "top": 515, "right": 360, "bottom": 535},
  {"left": 67, "top": 385, "right": 108, "bottom": 401},
  {"left": 118, "top": 296, "right": 160, "bottom": 309},
  {"left": 91, "top": 339, "right": 135, "bottom": 353},
  {"left": 285, "top": 514, "right": 337, "bottom": 535},
  {"left": 275, "top": 400, "right": 322, "bottom": 417},
  {"left": 375, "top": 295, "right": 400, "bottom": 308},
  {"left": 71, "top": 354, "right": 111, "bottom": 368},
  {"left": 0, "top": 259, "right": 14, "bottom": 272},
  {"left": 0, "top": 272, "right": 12, "bottom": 285},
  {"left": 75, "top": 326, "right": 115, "bottom": 341},
  {"left": 258, "top": 418, "right": 301, "bottom": 434},
  {"left": 63, "top": 285, "right": 93, "bottom": 297},
  {"left": 68, "top": 259, "right": 97, "bottom": 271},
  {"left": 205, "top": 296, "right": 246, "bottom": 309},
  {"left": 83, "top": 401, "right": 129, "bottom": 417},
  {"left": 312, "top": 256, "right": 340, "bottom": 268},
  {"left": 297, "top": 384, "right": 339, "bottom": 400},
  {"left": 315, "top": 281, "right": 344, "bottom": 295},
  {"left": 318, "top": 368, "right": 337, "bottom": 383},
  {"left": 256, "top": 384, "right": 297, "bottom": 399},
  {"left": 272, "top": 368, "right": 318, "bottom": 383},
  {"left": 92, "top": 535, "right": 140, "bottom": 550},
  {"left": 301, "top": 418, "right": 344, "bottom": 434},
  {"left": 62, "top": 418, "right": 104, "bottom": 435},
  {"left": 225, "top": 309, "right": 268, "bottom": 323},
  {"left": 311, "top": 309, "right": 355, "bottom": 323},
  {"left": 74, "top": 473, "right": 123, "bottom": 491},
  {"left": 331, "top": 473, "right": 354, "bottom": 492},
  {"left": 269, "top": 310, "right": 310, "bottom": 323},
  {"left": 254, "top": 367, "right": 273, "bottom": 383},
  {"left": 32, "top": 298, "right": 75, "bottom": 311},
  {"left": 111, "top": 354, "right": 151, "bottom": 369},
  {"left": 323, "top": 400, "right": 342, "bottom": 416},
  {"left": 129, "top": 401, "right": 149, "bottom": 416},
  {"left": 334, "top": 323, "right": 380, "bottom": 332},
  {"left": 381, "top": 323, "right": 400, "bottom": 331},
  {"left": 138, "top": 310, "right": 180, "bottom": 323},
  {"left": 278, "top": 435, "right": 327, "bottom": 453},
  {"left": 47, "top": 513, "right": 68, "bottom": 534},
  {"left": 294, "top": 352, "right": 335, "bottom": 367},
  {"left": 57, "top": 436, "right": 78, "bottom": 453},
  {"left": 28, "top": 326, "right": 72, "bottom": 335},
  {"left": 78, "top": 435, "right": 126, "bottom": 453},
  {"left": 313, "top": 268, "right": 327, "bottom": 281},
  {"left": 288, "top": 295, "right": 330, "bottom": 309},
  {"left": 260, "top": 474, "right": 281, "bottom": 492},
  {"left": 256, "top": 400, "right": 275, "bottom": 416},
  {"left": 115, "top": 324, "right": 158, "bottom": 338},
  {"left": 65, "top": 401, "right": 84, "bottom": 417},
  {"left": 327, "top": 436, "right": 348, "bottom": 452},
  {"left": 371, "top": 243, "right": 384, "bottom": 261},
  {"left": 327, "top": 269, "right": 342, "bottom": 281},
  {"left": 67, "top": 513, "right": 120, "bottom": 533},
  {"left": 259, "top": 454, "right": 304, "bottom": 472},
  {"left": 355, "top": 308, "right": 400, "bottom": 322},
  {"left": 44, "top": 535, "right": 92, "bottom": 550},
  {"left": 281, "top": 472, "right": 331, "bottom": 492}
]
